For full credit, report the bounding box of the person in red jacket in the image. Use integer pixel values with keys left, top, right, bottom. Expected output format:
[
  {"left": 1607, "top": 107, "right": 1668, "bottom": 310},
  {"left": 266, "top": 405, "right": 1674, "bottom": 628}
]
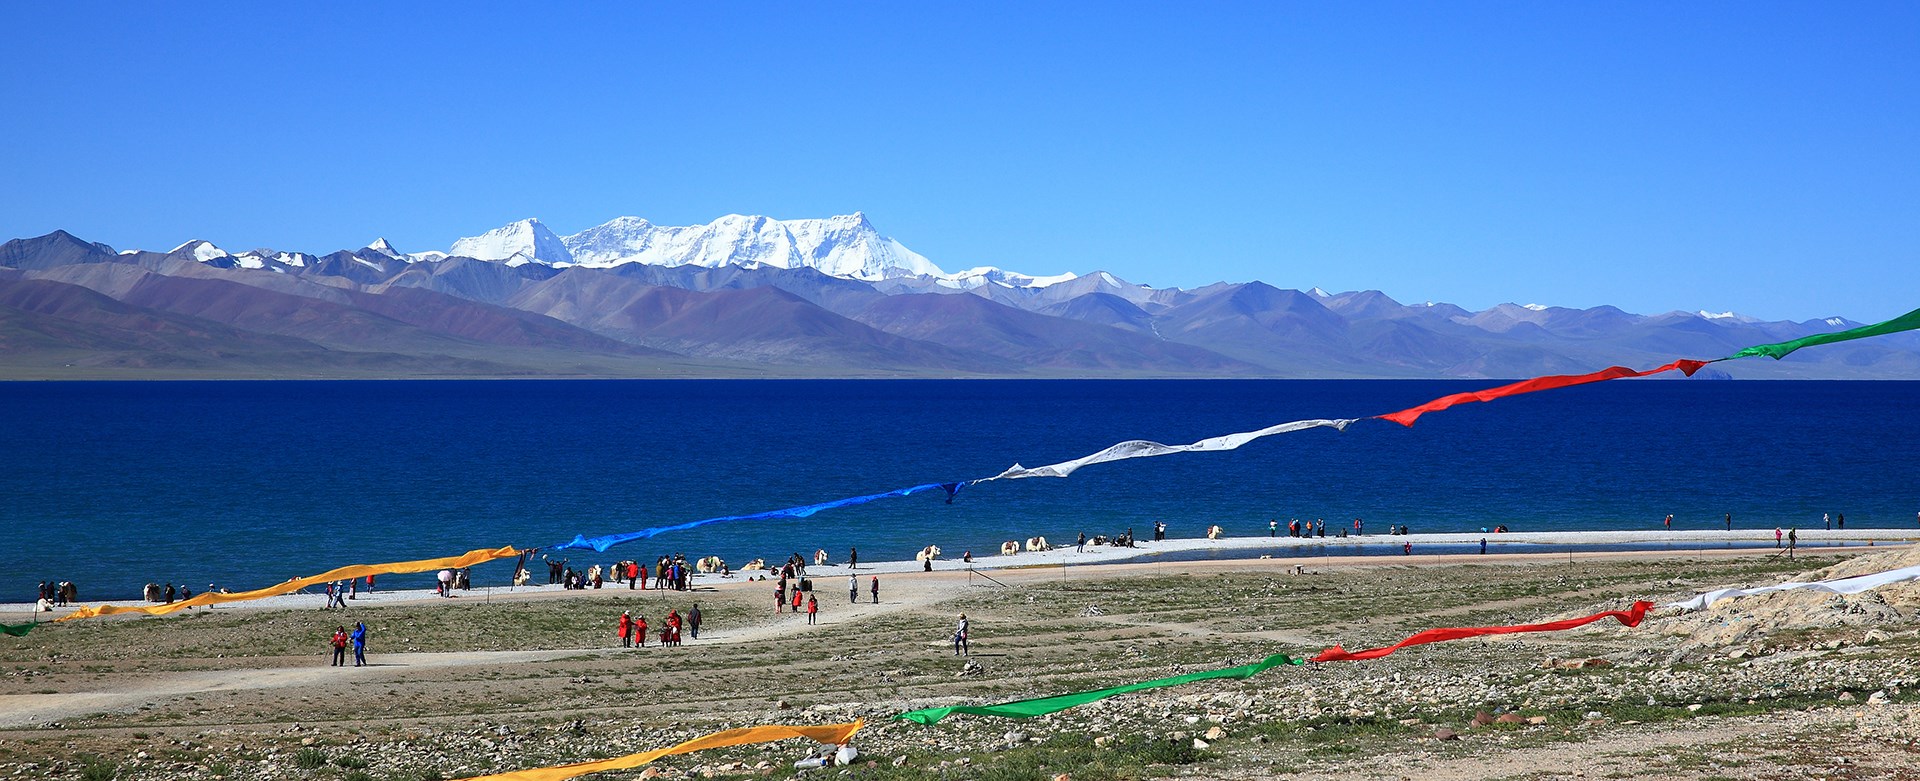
[
  {"left": 617, "top": 611, "right": 633, "bottom": 648},
  {"left": 806, "top": 595, "right": 819, "bottom": 625},
  {"left": 633, "top": 615, "right": 649, "bottom": 648},
  {"left": 626, "top": 561, "right": 639, "bottom": 590},
  {"left": 329, "top": 626, "right": 348, "bottom": 667}
]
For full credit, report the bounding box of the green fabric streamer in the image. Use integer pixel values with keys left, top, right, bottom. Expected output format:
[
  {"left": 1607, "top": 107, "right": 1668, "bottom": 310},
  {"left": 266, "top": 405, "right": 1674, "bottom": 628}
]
[
  {"left": 1, "top": 623, "right": 36, "bottom": 637},
  {"left": 1726, "top": 307, "right": 1920, "bottom": 361},
  {"left": 894, "top": 652, "right": 1305, "bottom": 725}
]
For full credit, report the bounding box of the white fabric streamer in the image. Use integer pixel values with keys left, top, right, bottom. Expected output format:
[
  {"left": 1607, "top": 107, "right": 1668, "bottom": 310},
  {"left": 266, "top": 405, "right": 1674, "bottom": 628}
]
[
  {"left": 1664, "top": 564, "right": 1920, "bottom": 611},
  {"left": 987, "top": 418, "right": 1356, "bottom": 480}
]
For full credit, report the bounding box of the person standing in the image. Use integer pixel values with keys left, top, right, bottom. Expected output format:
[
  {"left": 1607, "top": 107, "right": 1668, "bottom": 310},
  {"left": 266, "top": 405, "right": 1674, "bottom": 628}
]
[
  {"left": 1824, "top": 513, "right": 1831, "bottom": 531},
  {"left": 365, "top": 574, "right": 374, "bottom": 593},
  {"left": 634, "top": 615, "right": 649, "bottom": 648},
  {"left": 1725, "top": 513, "right": 1732, "bottom": 531},
  {"left": 351, "top": 622, "right": 368, "bottom": 667},
  {"left": 849, "top": 547, "right": 858, "bottom": 570},
  {"left": 1402, "top": 542, "right": 1412, "bottom": 556},
  {"left": 618, "top": 612, "right": 633, "bottom": 648},
  {"left": 774, "top": 582, "right": 785, "bottom": 613},
  {"left": 953, "top": 614, "right": 969, "bottom": 656},
  {"left": 329, "top": 626, "right": 348, "bottom": 667},
  {"left": 1354, "top": 518, "right": 1363, "bottom": 536},
  {"left": 1479, "top": 537, "right": 1487, "bottom": 555},
  {"left": 1838, "top": 513, "right": 1845, "bottom": 530},
  {"left": 1076, "top": 532, "right": 1086, "bottom": 552},
  {"left": 848, "top": 574, "right": 858, "bottom": 604},
  {"left": 1775, "top": 527, "right": 1783, "bottom": 548},
  {"left": 791, "top": 587, "right": 803, "bottom": 614},
  {"left": 1269, "top": 519, "right": 1278, "bottom": 537},
  {"left": 806, "top": 595, "right": 819, "bottom": 625},
  {"left": 1788, "top": 528, "right": 1798, "bottom": 559},
  {"left": 1664, "top": 514, "right": 1673, "bottom": 531},
  {"left": 688, "top": 604, "right": 702, "bottom": 640},
  {"left": 870, "top": 575, "right": 879, "bottom": 604}
]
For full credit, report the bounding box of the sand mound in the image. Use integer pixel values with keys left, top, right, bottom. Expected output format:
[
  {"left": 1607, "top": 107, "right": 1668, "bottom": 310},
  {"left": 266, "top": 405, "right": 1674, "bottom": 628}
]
[{"left": 1654, "top": 547, "right": 1920, "bottom": 663}]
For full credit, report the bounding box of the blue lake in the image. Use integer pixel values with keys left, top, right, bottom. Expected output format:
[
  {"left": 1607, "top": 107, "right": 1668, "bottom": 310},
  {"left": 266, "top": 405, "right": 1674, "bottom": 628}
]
[{"left": 4, "top": 379, "right": 1916, "bottom": 600}]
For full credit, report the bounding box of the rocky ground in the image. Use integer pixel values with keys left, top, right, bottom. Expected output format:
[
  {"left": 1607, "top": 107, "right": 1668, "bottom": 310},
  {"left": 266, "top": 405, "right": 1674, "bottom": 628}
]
[{"left": 6, "top": 546, "right": 1920, "bottom": 780}]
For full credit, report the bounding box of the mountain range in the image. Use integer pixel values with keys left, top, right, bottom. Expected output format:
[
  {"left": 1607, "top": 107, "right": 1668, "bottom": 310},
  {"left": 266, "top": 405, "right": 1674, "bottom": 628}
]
[{"left": 2, "top": 214, "right": 1914, "bottom": 379}]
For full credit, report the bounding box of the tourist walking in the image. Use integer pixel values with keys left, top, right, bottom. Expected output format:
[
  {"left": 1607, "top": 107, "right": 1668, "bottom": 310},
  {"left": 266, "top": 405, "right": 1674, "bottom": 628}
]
[
  {"left": 870, "top": 575, "right": 879, "bottom": 604},
  {"left": 953, "top": 614, "right": 969, "bottom": 656},
  {"left": 329, "top": 626, "right": 348, "bottom": 667},
  {"left": 849, "top": 547, "right": 858, "bottom": 570},
  {"left": 688, "top": 604, "right": 702, "bottom": 640},
  {"left": 1788, "top": 528, "right": 1799, "bottom": 559},
  {"left": 806, "top": 595, "right": 819, "bottom": 625},
  {"left": 351, "top": 622, "right": 368, "bottom": 667}
]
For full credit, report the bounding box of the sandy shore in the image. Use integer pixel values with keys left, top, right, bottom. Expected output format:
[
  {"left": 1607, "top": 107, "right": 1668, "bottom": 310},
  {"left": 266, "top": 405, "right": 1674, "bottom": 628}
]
[{"left": 11, "top": 527, "right": 1912, "bottom": 620}]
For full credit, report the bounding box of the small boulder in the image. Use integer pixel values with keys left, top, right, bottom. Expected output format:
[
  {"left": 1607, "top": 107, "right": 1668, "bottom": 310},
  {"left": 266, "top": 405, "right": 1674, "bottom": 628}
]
[
  {"left": 1495, "top": 714, "right": 1525, "bottom": 724},
  {"left": 1203, "top": 726, "right": 1226, "bottom": 741},
  {"left": 1433, "top": 728, "right": 1460, "bottom": 741}
]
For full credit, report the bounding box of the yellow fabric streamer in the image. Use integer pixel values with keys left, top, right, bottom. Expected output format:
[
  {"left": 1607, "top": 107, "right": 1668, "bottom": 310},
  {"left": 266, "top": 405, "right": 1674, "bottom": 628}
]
[
  {"left": 57, "top": 546, "right": 522, "bottom": 622},
  {"left": 450, "top": 721, "right": 865, "bottom": 781}
]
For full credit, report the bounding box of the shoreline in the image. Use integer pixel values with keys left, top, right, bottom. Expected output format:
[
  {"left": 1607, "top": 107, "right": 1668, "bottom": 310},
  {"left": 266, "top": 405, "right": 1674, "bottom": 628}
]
[{"left": 11, "top": 528, "right": 1912, "bottom": 621}]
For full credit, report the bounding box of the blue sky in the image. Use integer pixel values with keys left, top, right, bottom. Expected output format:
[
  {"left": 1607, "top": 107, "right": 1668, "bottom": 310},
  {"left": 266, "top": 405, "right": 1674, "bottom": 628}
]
[{"left": 2, "top": 3, "right": 1915, "bottom": 321}]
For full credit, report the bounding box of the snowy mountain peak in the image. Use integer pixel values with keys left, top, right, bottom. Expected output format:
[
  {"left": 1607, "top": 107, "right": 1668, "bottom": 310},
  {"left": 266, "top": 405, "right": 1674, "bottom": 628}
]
[
  {"left": 170, "top": 240, "right": 231, "bottom": 264},
  {"left": 365, "top": 238, "right": 403, "bottom": 258},
  {"left": 1522, "top": 303, "right": 1549, "bottom": 311},
  {"left": 1698, "top": 310, "right": 1761, "bottom": 324},
  {"left": 558, "top": 212, "right": 945, "bottom": 282},
  {"left": 1309, "top": 287, "right": 1330, "bottom": 298},
  {"left": 450, "top": 219, "right": 573, "bottom": 267}
]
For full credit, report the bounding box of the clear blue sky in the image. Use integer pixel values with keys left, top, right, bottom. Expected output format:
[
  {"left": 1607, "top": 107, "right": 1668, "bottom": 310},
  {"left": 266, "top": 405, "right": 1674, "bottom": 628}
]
[{"left": 3, "top": 3, "right": 1916, "bottom": 321}]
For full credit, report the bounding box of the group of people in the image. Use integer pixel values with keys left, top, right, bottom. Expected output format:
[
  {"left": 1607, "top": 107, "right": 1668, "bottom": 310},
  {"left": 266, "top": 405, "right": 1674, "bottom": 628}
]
[
  {"left": 329, "top": 622, "right": 368, "bottom": 666},
  {"left": 35, "top": 581, "right": 76, "bottom": 610},
  {"left": 617, "top": 605, "right": 701, "bottom": 647},
  {"left": 142, "top": 582, "right": 185, "bottom": 603}
]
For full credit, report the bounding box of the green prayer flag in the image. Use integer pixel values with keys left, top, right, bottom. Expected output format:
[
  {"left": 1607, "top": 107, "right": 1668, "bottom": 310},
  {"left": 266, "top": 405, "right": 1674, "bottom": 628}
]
[
  {"left": 1, "top": 623, "right": 35, "bottom": 637},
  {"left": 894, "top": 652, "right": 1304, "bottom": 725},
  {"left": 1727, "top": 307, "right": 1920, "bottom": 361}
]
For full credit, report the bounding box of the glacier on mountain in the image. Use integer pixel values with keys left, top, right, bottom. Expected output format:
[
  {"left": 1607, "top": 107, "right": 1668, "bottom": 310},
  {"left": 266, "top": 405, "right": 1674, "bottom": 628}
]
[
  {"left": 450, "top": 219, "right": 573, "bottom": 267},
  {"left": 558, "top": 212, "right": 943, "bottom": 281}
]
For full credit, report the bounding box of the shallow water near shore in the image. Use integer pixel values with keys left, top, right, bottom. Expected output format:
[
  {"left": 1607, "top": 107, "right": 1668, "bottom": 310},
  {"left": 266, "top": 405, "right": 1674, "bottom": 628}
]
[{"left": 5, "top": 378, "right": 1918, "bottom": 600}]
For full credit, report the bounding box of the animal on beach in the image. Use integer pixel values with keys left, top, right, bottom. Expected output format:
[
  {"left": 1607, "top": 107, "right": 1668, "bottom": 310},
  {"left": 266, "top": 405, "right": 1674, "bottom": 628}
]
[
  {"left": 813, "top": 549, "right": 830, "bottom": 566},
  {"left": 915, "top": 545, "right": 942, "bottom": 562},
  {"left": 1000, "top": 540, "right": 1020, "bottom": 556},
  {"left": 1025, "top": 536, "right": 1051, "bottom": 552},
  {"left": 740, "top": 558, "right": 768, "bottom": 571},
  {"left": 1207, "top": 524, "right": 1224, "bottom": 540},
  {"left": 696, "top": 556, "right": 725, "bottom": 574}
]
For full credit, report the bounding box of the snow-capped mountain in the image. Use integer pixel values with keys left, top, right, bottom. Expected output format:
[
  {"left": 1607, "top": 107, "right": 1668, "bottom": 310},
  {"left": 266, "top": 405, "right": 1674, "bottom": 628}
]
[
  {"left": 558, "top": 212, "right": 935, "bottom": 280},
  {"left": 449, "top": 219, "right": 573, "bottom": 267}
]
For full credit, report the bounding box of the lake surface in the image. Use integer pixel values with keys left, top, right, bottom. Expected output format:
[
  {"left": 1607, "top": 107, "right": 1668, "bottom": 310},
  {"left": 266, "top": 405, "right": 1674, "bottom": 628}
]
[{"left": 4, "top": 379, "right": 1917, "bottom": 600}]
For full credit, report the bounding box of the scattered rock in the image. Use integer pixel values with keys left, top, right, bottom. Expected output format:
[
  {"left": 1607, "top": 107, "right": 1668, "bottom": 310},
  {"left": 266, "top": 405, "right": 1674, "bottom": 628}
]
[
  {"left": 1433, "top": 728, "right": 1460, "bottom": 741},
  {"left": 892, "top": 756, "right": 908, "bottom": 767},
  {"left": 1839, "top": 692, "right": 1857, "bottom": 702},
  {"left": 958, "top": 661, "right": 985, "bottom": 678},
  {"left": 1870, "top": 691, "right": 1891, "bottom": 706},
  {"left": 1203, "top": 726, "right": 1226, "bottom": 741},
  {"left": 1495, "top": 713, "right": 1525, "bottom": 724},
  {"left": 1470, "top": 711, "right": 1495, "bottom": 727},
  {"left": 1192, "top": 738, "right": 1210, "bottom": 749},
  {"left": 1004, "top": 731, "right": 1029, "bottom": 745},
  {"left": 776, "top": 699, "right": 791, "bottom": 709},
  {"left": 1527, "top": 716, "right": 1549, "bottom": 725}
]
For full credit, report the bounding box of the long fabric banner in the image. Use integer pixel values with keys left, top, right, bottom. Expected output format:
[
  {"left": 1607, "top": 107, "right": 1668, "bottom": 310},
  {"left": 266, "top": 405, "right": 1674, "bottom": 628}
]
[
  {"left": 1665, "top": 564, "right": 1920, "bottom": 611},
  {"left": 895, "top": 652, "right": 1306, "bottom": 725},
  {"left": 1376, "top": 361, "right": 1709, "bottom": 427},
  {"left": 57, "top": 546, "right": 521, "bottom": 622},
  {"left": 1310, "top": 601, "right": 1654, "bottom": 662},
  {"left": 448, "top": 721, "right": 864, "bottom": 781},
  {"left": 987, "top": 419, "right": 1355, "bottom": 480},
  {"left": 0, "top": 623, "right": 35, "bottom": 637},
  {"left": 1728, "top": 307, "right": 1920, "bottom": 360},
  {"left": 546, "top": 483, "right": 964, "bottom": 553}
]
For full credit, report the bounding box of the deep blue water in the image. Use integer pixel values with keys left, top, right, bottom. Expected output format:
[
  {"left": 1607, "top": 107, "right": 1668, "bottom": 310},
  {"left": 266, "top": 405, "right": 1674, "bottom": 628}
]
[{"left": 4, "top": 379, "right": 1917, "bottom": 601}]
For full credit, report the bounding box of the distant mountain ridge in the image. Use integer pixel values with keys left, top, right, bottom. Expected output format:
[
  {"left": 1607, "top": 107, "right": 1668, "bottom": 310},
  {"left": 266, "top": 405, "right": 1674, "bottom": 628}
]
[{"left": 0, "top": 217, "right": 1913, "bottom": 380}]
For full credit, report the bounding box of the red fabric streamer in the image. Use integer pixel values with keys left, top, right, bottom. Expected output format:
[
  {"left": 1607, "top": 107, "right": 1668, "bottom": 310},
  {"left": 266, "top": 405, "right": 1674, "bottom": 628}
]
[
  {"left": 1311, "top": 601, "right": 1654, "bottom": 662},
  {"left": 1377, "top": 360, "right": 1710, "bottom": 427}
]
